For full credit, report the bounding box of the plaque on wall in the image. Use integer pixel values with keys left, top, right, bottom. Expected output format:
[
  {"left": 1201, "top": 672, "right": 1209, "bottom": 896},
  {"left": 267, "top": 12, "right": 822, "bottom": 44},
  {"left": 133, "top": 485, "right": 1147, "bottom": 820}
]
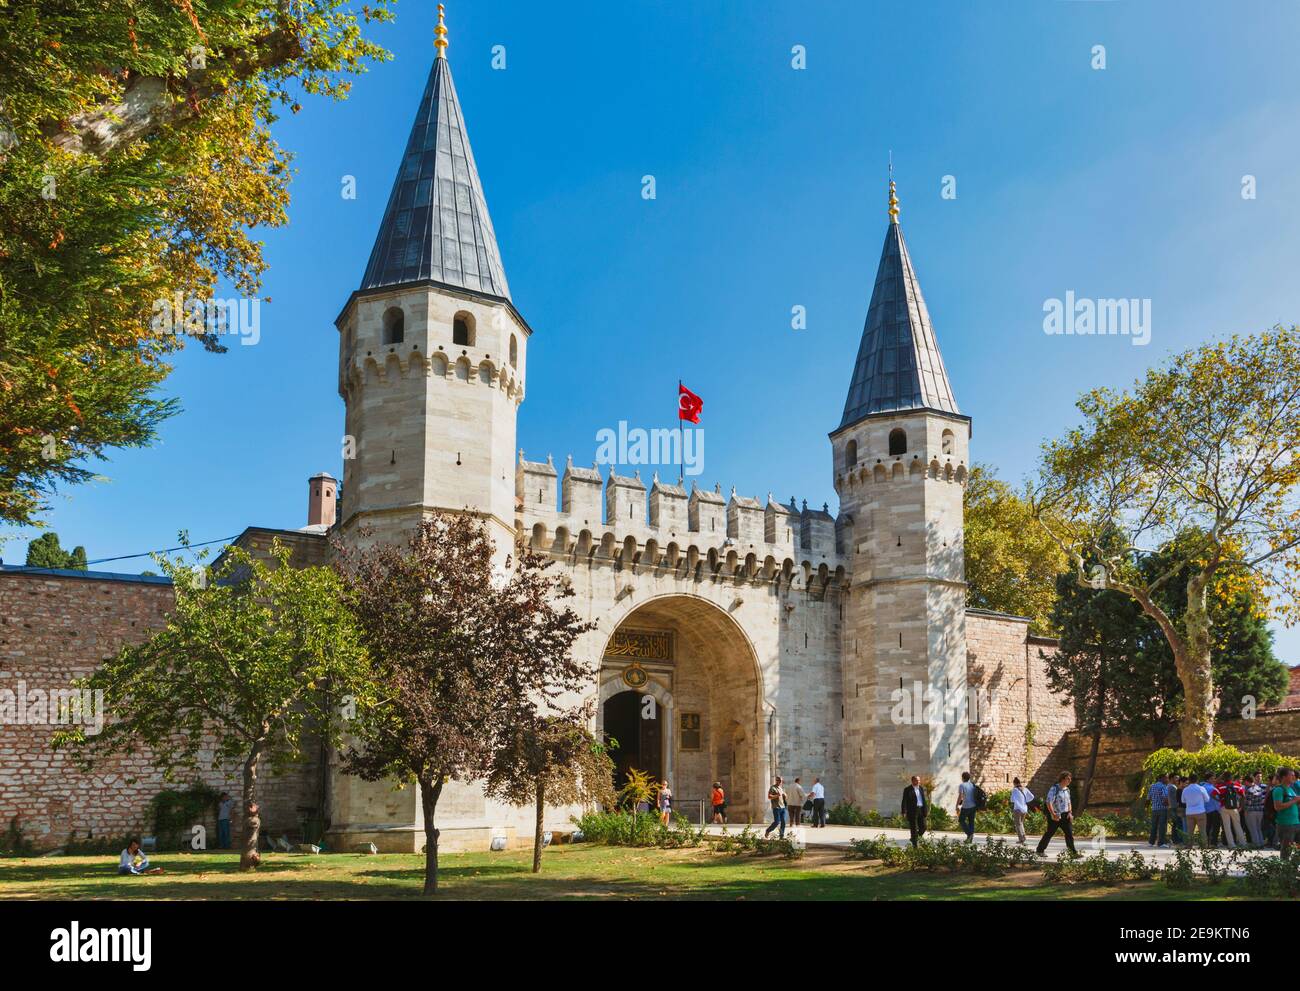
[
  {"left": 605, "top": 628, "right": 672, "bottom": 662},
  {"left": 621, "top": 662, "right": 649, "bottom": 689},
  {"left": 679, "top": 712, "right": 701, "bottom": 751}
]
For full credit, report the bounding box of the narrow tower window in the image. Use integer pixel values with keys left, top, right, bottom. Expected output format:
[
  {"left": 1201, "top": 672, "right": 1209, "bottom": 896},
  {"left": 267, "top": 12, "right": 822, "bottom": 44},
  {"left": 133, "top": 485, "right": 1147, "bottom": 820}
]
[
  {"left": 888, "top": 428, "right": 907, "bottom": 456},
  {"left": 509, "top": 334, "right": 518, "bottom": 368},
  {"left": 942, "top": 429, "right": 955, "bottom": 455},
  {"left": 453, "top": 312, "right": 475, "bottom": 347},
  {"left": 844, "top": 440, "right": 858, "bottom": 471},
  {"left": 382, "top": 306, "right": 404, "bottom": 345}
]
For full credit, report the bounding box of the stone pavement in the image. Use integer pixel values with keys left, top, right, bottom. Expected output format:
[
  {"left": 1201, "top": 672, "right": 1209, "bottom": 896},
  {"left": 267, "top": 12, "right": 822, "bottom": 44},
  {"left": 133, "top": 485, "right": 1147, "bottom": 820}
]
[{"left": 703, "top": 822, "right": 1284, "bottom": 871}]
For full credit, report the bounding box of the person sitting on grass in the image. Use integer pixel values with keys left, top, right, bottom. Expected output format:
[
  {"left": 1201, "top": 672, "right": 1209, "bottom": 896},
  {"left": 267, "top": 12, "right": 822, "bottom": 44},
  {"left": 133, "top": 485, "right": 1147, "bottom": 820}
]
[{"left": 118, "top": 838, "right": 164, "bottom": 876}]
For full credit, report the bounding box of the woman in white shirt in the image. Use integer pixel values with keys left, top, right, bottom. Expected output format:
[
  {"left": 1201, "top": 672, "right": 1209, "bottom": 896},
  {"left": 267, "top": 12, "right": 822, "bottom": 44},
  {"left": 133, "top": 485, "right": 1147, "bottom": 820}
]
[{"left": 1010, "top": 777, "right": 1034, "bottom": 845}]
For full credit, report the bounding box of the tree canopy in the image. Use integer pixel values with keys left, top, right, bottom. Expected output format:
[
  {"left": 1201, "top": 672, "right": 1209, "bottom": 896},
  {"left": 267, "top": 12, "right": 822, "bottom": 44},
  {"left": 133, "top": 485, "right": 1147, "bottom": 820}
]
[
  {"left": 963, "top": 464, "right": 1066, "bottom": 635},
  {"left": 1035, "top": 326, "right": 1300, "bottom": 746},
  {"left": 24, "top": 531, "right": 87, "bottom": 569},
  {"left": 0, "top": 0, "right": 392, "bottom": 525},
  {"left": 53, "top": 538, "right": 372, "bottom": 868},
  {"left": 335, "top": 514, "right": 594, "bottom": 895}
]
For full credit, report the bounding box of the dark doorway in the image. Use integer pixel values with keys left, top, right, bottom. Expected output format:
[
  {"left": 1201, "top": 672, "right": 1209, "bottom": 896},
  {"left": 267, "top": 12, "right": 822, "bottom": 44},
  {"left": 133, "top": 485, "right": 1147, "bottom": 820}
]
[{"left": 603, "top": 690, "right": 661, "bottom": 796}]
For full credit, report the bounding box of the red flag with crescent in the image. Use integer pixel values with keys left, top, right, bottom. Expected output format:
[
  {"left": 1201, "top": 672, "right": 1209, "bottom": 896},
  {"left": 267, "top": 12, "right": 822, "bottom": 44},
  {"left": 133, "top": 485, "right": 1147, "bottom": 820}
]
[{"left": 678, "top": 383, "right": 703, "bottom": 424}]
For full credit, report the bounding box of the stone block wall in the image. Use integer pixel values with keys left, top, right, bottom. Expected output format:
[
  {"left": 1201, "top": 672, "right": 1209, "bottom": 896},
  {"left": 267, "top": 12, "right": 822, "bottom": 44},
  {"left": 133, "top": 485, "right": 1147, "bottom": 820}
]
[{"left": 0, "top": 569, "right": 317, "bottom": 851}]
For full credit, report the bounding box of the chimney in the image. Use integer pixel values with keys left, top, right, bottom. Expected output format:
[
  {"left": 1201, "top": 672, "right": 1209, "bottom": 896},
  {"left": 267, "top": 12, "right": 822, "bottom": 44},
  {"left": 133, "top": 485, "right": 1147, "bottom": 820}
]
[{"left": 307, "top": 472, "right": 338, "bottom": 528}]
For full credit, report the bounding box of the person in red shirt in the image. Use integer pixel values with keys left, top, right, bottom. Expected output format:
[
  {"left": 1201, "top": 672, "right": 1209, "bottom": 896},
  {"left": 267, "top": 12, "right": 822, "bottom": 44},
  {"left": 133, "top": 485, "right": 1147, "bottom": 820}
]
[
  {"left": 710, "top": 782, "right": 727, "bottom": 824},
  {"left": 1214, "top": 774, "right": 1248, "bottom": 848}
]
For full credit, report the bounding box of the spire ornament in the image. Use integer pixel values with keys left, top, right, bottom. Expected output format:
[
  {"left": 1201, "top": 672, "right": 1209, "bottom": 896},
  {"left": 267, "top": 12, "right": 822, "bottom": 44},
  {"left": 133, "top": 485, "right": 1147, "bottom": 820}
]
[{"left": 434, "top": 3, "right": 449, "bottom": 57}]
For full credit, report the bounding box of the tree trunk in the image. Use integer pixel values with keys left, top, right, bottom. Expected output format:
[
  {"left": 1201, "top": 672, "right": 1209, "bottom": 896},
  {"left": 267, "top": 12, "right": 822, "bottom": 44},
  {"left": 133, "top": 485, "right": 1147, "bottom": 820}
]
[
  {"left": 1179, "top": 574, "right": 1216, "bottom": 749},
  {"left": 240, "top": 745, "right": 263, "bottom": 870},
  {"left": 1124, "top": 578, "right": 1216, "bottom": 751},
  {"left": 533, "top": 779, "right": 545, "bottom": 874},
  {"left": 418, "top": 775, "right": 444, "bottom": 896}
]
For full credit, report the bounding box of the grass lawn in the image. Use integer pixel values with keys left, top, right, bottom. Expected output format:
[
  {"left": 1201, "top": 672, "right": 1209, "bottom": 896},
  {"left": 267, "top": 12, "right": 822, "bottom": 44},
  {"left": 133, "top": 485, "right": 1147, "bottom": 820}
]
[{"left": 0, "top": 845, "right": 1262, "bottom": 900}]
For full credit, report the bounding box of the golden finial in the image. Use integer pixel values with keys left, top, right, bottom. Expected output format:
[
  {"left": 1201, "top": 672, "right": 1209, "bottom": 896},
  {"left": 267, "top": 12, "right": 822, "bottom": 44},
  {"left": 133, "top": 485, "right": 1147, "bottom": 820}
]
[
  {"left": 434, "top": 3, "right": 449, "bottom": 57},
  {"left": 888, "top": 153, "right": 899, "bottom": 224}
]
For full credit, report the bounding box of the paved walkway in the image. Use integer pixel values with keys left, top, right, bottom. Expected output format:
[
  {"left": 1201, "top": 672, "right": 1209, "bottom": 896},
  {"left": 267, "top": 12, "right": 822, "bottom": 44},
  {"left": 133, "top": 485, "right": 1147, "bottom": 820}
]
[{"left": 703, "top": 822, "right": 1284, "bottom": 869}]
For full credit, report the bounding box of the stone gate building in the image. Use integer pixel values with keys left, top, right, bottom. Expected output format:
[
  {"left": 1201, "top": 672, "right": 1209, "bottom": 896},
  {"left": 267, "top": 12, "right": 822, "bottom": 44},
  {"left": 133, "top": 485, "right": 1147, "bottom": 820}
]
[{"left": 0, "top": 12, "right": 1077, "bottom": 854}]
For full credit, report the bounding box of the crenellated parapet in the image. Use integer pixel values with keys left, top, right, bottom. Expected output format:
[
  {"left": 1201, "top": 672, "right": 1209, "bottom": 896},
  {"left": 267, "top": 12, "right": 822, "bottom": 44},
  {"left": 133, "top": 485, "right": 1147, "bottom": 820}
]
[
  {"left": 835, "top": 452, "right": 968, "bottom": 494},
  {"left": 340, "top": 345, "right": 524, "bottom": 406},
  {"left": 515, "top": 453, "right": 847, "bottom": 591}
]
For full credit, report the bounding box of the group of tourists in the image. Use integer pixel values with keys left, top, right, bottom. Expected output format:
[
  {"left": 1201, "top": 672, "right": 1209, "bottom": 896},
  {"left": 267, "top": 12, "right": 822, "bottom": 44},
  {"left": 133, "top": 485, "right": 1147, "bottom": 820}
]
[
  {"left": 1146, "top": 768, "right": 1300, "bottom": 858},
  {"left": 901, "top": 770, "right": 1079, "bottom": 855},
  {"left": 762, "top": 775, "right": 827, "bottom": 838}
]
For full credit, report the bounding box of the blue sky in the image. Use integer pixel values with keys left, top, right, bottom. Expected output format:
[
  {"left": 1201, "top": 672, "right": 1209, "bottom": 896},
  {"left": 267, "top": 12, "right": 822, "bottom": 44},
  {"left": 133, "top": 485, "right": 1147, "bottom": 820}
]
[{"left": 7, "top": 0, "right": 1300, "bottom": 655}]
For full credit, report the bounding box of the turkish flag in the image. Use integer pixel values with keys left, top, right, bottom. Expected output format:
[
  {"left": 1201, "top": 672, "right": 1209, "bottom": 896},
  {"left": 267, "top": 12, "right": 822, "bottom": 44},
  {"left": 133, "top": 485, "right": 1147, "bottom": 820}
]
[{"left": 678, "top": 383, "right": 703, "bottom": 424}]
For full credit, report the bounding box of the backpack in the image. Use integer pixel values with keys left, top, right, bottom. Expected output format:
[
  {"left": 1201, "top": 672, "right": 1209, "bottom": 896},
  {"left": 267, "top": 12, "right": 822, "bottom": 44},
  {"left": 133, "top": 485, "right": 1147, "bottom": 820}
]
[
  {"left": 1220, "top": 785, "right": 1241, "bottom": 811},
  {"left": 973, "top": 783, "right": 988, "bottom": 811}
]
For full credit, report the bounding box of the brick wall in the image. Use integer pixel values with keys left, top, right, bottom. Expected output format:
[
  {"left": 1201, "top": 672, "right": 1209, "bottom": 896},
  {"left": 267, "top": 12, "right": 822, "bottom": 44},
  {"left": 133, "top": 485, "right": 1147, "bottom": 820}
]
[
  {"left": 0, "top": 569, "right": 317, "bottom": 851},
  {"left": 965, "top": 610, "right": 1075, "bottom": 798}
]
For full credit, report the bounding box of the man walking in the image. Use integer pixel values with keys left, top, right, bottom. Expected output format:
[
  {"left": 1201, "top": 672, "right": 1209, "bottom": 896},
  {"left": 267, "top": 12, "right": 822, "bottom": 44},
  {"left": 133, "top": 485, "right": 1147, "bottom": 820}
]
[
  {"left": 956, "top": 771, "right": 978, "bottom": 843},
  {"left": 1181, "top": 774, "right": 1210, "bottom": 847},
  {"left": 765, "top": 775, "right": 788, "bottom": 840},
  {"left": 809, "top": 777, "right": 827, "bottom": 827},
  {"left": 901, "top": 775, "right": 928, "bottom": 847},
  {"left": 1271, "top": 767, "right": 1300, "bottom": 860},
  {"left": 1035, "top": 772, "right": 1078, "bottom": 857},
  {"left": 1010, "top": 777, "right": 1034, "bottom": 845},
  {"left": 787, "top": 777, "right": 806, "bottom": 827},
  {"left": 1147, "top": 774, "right": 1169, "bottom": 848}
]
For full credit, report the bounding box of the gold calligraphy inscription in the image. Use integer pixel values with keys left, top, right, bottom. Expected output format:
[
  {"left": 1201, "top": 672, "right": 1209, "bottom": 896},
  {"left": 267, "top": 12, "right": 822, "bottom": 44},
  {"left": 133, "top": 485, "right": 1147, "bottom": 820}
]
[{"left": 606, "top": 629, "right": 672, "bottom": 662}]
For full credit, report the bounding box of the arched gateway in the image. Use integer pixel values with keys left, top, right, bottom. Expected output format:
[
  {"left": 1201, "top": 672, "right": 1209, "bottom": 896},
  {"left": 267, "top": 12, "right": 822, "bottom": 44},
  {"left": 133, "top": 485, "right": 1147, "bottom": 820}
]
[{"left": 595, "top": 595, "right": 768, "bottom": 824}]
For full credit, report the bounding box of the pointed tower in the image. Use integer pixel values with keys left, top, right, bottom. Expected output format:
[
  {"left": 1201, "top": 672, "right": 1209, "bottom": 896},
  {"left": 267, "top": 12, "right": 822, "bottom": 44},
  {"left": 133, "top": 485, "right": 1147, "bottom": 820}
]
[
  {"left": 832, "top": 177, "right": 972, "bottom": 813},
  {"left": 328, "top": 6, "right": 530, "bottom": 853},
  {"left": 334, "top": 3, "right": 528, "bottom": 551}
]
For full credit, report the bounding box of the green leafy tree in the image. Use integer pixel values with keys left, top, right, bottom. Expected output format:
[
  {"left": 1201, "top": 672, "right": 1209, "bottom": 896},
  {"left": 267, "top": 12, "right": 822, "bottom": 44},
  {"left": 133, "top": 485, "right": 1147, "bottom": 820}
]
[
  {"left": 486, "top": 717, "right": 615, "bottom": 873},
  {"left": 1035, "top": 326, "right": 1300, "bottom": 747},
  {"left": 335, "top": 514, "right": 594, "bottom": 895},
  {"left": 1047, "top": 540, "right": 1289, "bottom": 800},
  {"left": 963, "top": 464, "right": 1067, "bottom": 634},
  {"left": 24, "top": 531, "right": 87, "bottom": 569},
  {"left": 53, "top": 539, "right": 372, "bottom": 869},
  {"left": 0, "top": 0, "right": 393, "bottom": 525}
]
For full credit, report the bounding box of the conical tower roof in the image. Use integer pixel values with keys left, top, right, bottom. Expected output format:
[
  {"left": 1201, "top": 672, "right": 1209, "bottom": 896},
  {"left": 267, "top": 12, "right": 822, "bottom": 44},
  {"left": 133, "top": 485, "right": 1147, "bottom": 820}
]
[
  {"left": 838, "top": 181, "right": 960, "bottom": 430},
  {"left": 358, "top": 10, "right": 510, "bottom": 300}
]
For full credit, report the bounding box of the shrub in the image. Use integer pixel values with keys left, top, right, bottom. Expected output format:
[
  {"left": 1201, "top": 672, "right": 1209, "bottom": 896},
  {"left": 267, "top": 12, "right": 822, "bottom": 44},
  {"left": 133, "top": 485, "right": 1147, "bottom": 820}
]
[
  {"left": 1241, "top": 855, "right": 1300, "bottom": 898},
  {"left": 0, "top": 817, "right": 32, "bottom": 856},
  {"left": 1043, "top": 850, "right": 1144, "bottom": 886},
  {"left": 571, "top": 810, "right": 702, "bottom": 849},
  {"left": 1143, "top": 738, "right": 1300, "bottom": 793},
  {"left": 846, "top": 834, "right": 1037, "bottom": 876},
  {"left": 149, "top": 783, "right": 222, "bottom": 850},
  {"left": 1162, "top": 848, "right": 1196, "bottom": 890}
]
